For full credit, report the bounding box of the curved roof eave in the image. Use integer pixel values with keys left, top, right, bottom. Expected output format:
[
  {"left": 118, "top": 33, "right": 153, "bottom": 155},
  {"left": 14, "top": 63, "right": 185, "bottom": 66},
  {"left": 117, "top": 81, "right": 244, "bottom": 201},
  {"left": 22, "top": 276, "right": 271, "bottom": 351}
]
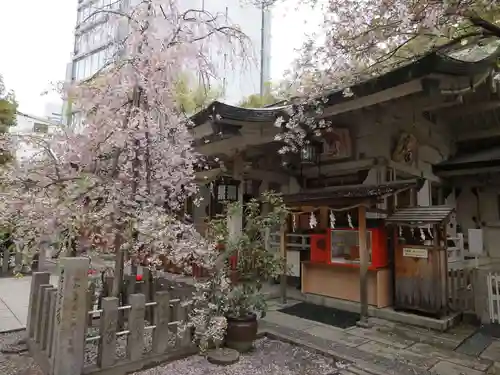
[
  {"left": 189, "top": 101, "right": 292, "bottom": 128},
  {"left": 190, "top": 37, "right": 500, "bottom": 127}
]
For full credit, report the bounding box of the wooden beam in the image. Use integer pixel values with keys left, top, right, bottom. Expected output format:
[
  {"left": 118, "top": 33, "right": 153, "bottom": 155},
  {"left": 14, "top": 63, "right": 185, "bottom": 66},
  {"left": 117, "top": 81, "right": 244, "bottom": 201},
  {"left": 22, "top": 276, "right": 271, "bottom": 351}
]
[
  {"left": 441, "top": 100, "right": 500, "bottom": 118},
  {"left": 455, "top": 127, "right": 500, "bottom": 142},
  {"left": 358, "top": 205, "right": 369, "bottom": 326},
  {"left": 301, "top": 158, "right": 377, "bottom": 177},
  {"left": 366, "top": 207, "right": 389, "bottom": 215},
  {"left": 421, "top": 96, "right": 463, "bottom": 111},
  {"left": 196, "top": 131, "right": 278, "bottom": 156},
  {"left": 319, "top": 80, "right": 423, "bottom": 118},
  {"left": 244, "top": 169, "right": 291, "bottom": 186},
  {"left": 280, "top": 222, "right": 288, "bottom": 304},
  {"left": 436, "top": 166, "right": 500, "bottom": 177},
  {"left": 386, "top": 160, "right": 442, "bottom": 184}
]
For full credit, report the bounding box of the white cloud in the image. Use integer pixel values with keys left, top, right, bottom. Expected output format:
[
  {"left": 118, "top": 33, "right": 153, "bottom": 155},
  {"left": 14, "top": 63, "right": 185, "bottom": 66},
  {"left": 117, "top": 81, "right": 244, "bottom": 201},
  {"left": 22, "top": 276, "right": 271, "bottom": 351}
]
[
  {"left": 270, "top": 0, "right": 323, "bottom": 81},
  {"left": 0, "top": 0, "right": 77, "bottom": 116}
]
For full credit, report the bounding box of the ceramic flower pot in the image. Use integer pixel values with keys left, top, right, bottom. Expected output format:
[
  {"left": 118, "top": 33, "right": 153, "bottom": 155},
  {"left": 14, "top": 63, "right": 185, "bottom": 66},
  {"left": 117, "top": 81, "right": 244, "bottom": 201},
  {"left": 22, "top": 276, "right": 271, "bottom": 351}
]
[{"left": 225, "top": 313, "right": 258, "bottom": 353}]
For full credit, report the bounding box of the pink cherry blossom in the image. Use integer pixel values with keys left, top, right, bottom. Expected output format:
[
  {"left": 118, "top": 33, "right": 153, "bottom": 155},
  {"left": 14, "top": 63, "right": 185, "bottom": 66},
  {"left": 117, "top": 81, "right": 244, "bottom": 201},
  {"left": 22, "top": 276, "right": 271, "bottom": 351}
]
[
  {"left": 0, "top": 0, "right": 249, "bottom": 273},
  {"left": 265, "top": 0, "right": 500, "bottom": 150}
]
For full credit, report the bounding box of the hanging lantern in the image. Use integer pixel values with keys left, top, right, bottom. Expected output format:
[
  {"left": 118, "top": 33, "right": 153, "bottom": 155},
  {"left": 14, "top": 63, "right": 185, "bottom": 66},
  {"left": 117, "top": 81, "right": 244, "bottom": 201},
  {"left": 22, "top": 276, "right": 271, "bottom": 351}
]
[
  {"left": 300, "top": 140, "right": 322, "bottom": 165},
  {"left": 214, "top": 176, "right": 240, "bottom": 202}
]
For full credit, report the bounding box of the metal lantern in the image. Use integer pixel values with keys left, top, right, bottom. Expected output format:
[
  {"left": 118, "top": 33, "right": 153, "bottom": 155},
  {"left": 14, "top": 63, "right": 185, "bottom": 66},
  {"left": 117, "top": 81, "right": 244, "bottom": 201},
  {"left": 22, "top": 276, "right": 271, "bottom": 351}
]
[
  {"left": 300, "top": 140, "right": 322, "bottom": 164},
  {"left": 215, "top": 176, "right": 240, "bottom": 202}
]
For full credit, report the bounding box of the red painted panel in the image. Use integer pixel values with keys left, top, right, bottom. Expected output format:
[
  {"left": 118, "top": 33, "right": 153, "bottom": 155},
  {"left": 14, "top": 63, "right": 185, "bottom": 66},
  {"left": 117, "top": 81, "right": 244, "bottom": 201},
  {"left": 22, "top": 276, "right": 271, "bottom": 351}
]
[{"left": 310, "top": 233, "right": 330, "bottom": 263}]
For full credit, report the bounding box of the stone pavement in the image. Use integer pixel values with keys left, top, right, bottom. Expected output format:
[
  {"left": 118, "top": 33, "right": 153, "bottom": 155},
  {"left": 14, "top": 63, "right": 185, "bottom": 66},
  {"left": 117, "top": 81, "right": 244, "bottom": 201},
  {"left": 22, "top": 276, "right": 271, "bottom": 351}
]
[
  {"left": 0, "top": 274, "right": 58, "bottom": 332},
  {"left": 263, "top": 298, "right": 500, "bottom": 375},
  {"left": 2, "top": 272, "right": 500, "bottom": 374}
]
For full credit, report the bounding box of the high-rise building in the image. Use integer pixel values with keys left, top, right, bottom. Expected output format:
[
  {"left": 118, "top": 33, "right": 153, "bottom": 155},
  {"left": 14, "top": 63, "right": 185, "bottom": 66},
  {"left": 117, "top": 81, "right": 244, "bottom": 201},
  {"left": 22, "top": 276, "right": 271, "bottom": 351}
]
[
  {"left": 64, "top": 0, "right": 271, "bottom": 126},
  {"left": 186, "top": 0, "right": 272, "bottom": 104},
  {"left": 44, "top": 102, "right": 63, "bottom": 124}
]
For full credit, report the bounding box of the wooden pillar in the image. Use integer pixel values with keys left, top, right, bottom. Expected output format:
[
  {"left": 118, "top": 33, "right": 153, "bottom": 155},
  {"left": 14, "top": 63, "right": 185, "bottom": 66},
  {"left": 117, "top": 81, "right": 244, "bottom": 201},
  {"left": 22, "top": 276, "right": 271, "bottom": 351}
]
[
  {"left": 358, "top": 205, "right": 369, "bottom": 325},
  {"left": 409, "top": 188, "right": 417, "bottom": 207},
  {"left": 280, "top": 221, "right": 288, "bottom": 304},
  {"left": 437, "top": 186, "right": 444, "bottom": 205}
]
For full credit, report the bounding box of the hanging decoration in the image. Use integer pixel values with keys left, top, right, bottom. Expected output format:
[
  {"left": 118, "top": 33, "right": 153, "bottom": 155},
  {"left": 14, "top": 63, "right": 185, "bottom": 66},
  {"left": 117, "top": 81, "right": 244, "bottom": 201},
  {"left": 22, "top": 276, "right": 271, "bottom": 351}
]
[
  {"left": 419, "top": 227, "right": 425, "bottom": 241},
  {"left": 292, "top": 214, "right": 297, "bottom": 232},
  {"left": 329, "top": 210, "right": 336, "bottom": 229},
  {"left": 309, "top": 212, "right": 317, "bottom": 229},
  {"left": 411, "top": 227, "right": 415, "bottom": 237},
  {"left": 347, "top": 212, "right": 353, "bottom": 229},
  {"left": 399, "top": 226, "right": 402, "bottom": 237},
  {"left": 426, "top": 226, "right": 433, "bottom": 239}
]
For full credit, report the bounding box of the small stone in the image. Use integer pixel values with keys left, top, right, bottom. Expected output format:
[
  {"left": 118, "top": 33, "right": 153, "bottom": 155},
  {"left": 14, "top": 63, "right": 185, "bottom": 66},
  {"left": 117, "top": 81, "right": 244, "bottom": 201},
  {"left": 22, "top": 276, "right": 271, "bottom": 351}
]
[{"left": 206, "top": 348, "right": 240, "bottom": 366}]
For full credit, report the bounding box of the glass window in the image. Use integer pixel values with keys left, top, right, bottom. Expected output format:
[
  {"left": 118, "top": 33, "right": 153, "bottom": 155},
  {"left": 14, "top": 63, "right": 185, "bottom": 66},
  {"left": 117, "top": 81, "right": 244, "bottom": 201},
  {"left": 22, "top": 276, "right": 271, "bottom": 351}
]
[
  {"left": 84, "top": 56, "right": 92, "bottom": 78},
  {"left": 83, "top": 6, "right": 90, "bottom": 21},
  {"left": 75, "top": 35, "right": 81, "bottom": 54},
  {"left": 33, "top": 123, "right": 49, "bottom": 134},
  {"left": 91, "top": 53, "right": 99, "bottom": 76},
  {"left": 330, "top": 230, "right": 372, "bottom": 264},
  {"left": 74, "top": 45, "right": 115, "bottom": 81}
]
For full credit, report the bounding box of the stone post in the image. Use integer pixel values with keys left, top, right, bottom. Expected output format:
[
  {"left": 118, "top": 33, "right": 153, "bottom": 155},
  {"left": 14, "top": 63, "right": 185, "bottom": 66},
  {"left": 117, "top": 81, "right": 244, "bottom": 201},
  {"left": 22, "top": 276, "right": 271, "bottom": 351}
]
[
  {"left": 27, "top": 272, "right": 50, "bottom": 338},
  {"left": 52, "top": 257, "right": 89, "bottom": 375},
  {"left": 474, "top": 267, "right": 491, "bottom": 324}
]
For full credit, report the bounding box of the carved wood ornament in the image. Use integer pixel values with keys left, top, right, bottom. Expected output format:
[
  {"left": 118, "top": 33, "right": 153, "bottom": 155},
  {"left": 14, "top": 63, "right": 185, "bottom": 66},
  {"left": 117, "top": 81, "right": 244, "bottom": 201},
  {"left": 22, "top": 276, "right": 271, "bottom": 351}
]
[{"left": 392, "top": 133, "right": 418, "bottom": 165}]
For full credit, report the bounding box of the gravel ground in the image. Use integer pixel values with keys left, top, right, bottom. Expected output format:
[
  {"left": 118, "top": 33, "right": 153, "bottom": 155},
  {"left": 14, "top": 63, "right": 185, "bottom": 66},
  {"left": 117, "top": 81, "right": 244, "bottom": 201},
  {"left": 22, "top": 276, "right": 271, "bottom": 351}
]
[
  {"left": 132, "top": 338, "right": 349, "bottom": 375},
  {"left": 0, "top": 330, "right": 42, "bottom": 375},
  {"left": 0, "top": 331, "right": 348, "bottom": 375},
  {"left": 84, "top": 325, "right": 177, "bottom": 366}
]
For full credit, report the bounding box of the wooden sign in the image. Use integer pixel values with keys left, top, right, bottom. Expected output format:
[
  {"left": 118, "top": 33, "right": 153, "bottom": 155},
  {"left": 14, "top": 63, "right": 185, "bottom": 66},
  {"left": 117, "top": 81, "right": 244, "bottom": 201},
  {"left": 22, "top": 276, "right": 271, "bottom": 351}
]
[
  {"left": 322, "top": 128, "right": 352, "bottom": 160},
  {"left": 403, "top": 247, "right": 428, "bottom": 259}
]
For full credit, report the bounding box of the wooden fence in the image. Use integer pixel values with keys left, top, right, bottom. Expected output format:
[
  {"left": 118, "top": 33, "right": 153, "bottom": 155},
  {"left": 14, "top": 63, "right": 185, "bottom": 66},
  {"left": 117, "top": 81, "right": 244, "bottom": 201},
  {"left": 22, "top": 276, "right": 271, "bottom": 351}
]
[
  {"left": 487, "top": 272, "right": 500, "bottom": 323},
  {"left": 448, "top": 268, "right": 475, "bottom": 313},
  {"left": 27, "top": 258, "right": 197, "bottom": 375}
]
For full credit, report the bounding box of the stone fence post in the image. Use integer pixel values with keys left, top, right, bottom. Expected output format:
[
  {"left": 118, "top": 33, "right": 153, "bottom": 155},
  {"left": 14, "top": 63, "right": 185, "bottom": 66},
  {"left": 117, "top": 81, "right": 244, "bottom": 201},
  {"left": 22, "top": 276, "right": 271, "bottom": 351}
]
[
  {"left": 474, "top": 267, "right": 492, "bottom": 324},
  {"left": 52, "top": 257, "right": 89, "bottom": 375}
]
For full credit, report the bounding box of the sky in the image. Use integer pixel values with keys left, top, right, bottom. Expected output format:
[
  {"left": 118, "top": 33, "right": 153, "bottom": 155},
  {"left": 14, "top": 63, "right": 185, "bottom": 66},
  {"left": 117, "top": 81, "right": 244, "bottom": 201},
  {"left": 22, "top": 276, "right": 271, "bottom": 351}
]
[
  {"left": 0, "top": 0, "right": 77, "bottom": 117},
  {"left": 0, "top": 0, "right": 319, "bottom": 118}
]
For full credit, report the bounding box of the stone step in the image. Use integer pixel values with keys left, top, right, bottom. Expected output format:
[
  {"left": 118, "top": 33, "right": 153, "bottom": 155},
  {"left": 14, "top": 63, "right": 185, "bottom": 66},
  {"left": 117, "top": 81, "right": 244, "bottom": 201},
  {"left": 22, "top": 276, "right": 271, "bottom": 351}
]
[
  {"left": 345, "top": 326, "right": 415, "bottom": 349},
  {"left": 455, "top": 330, "right": 492, "bottom": 357},
  {"left": 356, "top": 340, "right": 440, "bottom": 369},
  {"left": 260, "top": 321, "right": 433, "bottom": 375},
  {"left": 368, "top": 317, "right": 475, "bottom": 351},
  {"left": 429, "top": 360, "right": 485, "bottom": 375},
  {"left": 407, "top": 342, "right": 491, "bottom": 372},
  {"left": 340, "top": 367, "right": 378, "bottom": 375}
]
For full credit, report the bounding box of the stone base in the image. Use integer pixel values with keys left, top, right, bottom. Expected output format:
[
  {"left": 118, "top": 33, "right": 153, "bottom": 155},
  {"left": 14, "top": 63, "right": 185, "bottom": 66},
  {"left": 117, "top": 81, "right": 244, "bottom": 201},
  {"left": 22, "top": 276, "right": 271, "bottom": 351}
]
[
  {"left": 356, "top": 319, "right": 371, "bottom": 329},
  {"left": 207, "top": 348, "right": 240, "bottom": 366}
]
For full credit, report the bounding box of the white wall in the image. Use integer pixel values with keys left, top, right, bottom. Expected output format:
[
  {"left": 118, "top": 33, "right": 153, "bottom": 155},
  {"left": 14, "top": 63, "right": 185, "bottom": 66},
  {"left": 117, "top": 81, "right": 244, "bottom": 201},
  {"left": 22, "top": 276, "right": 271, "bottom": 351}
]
[
  {"left": 451, "top": 178, "right": 500, "bottom": 257},
  {"left": 10, "top": 113, "right": 56, "bottom": 161}
]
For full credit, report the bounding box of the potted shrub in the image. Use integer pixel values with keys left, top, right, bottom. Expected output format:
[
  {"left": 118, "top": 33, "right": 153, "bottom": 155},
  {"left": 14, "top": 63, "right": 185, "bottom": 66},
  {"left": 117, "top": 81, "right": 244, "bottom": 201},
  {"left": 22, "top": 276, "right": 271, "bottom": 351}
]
[
  {"left": 189, "top": 262, "right": 232, "bottom": 352},
  {"left": 210, "top": 191, "right": 288, "bottom": 353}
]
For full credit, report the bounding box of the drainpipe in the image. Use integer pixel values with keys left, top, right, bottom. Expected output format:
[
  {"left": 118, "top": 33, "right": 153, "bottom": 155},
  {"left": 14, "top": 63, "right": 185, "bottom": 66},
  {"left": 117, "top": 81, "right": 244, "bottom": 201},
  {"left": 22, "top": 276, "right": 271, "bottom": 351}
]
[{"left": 259, "top": 3, "right": 266, "bottom": 97}]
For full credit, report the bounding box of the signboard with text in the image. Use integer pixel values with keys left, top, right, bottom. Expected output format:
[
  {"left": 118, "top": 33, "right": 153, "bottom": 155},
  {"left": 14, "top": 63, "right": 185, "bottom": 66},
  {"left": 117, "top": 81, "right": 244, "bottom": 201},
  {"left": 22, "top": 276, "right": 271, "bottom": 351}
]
[{"left": 403, "top": 247, "right": 428, "bottom": 259}]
